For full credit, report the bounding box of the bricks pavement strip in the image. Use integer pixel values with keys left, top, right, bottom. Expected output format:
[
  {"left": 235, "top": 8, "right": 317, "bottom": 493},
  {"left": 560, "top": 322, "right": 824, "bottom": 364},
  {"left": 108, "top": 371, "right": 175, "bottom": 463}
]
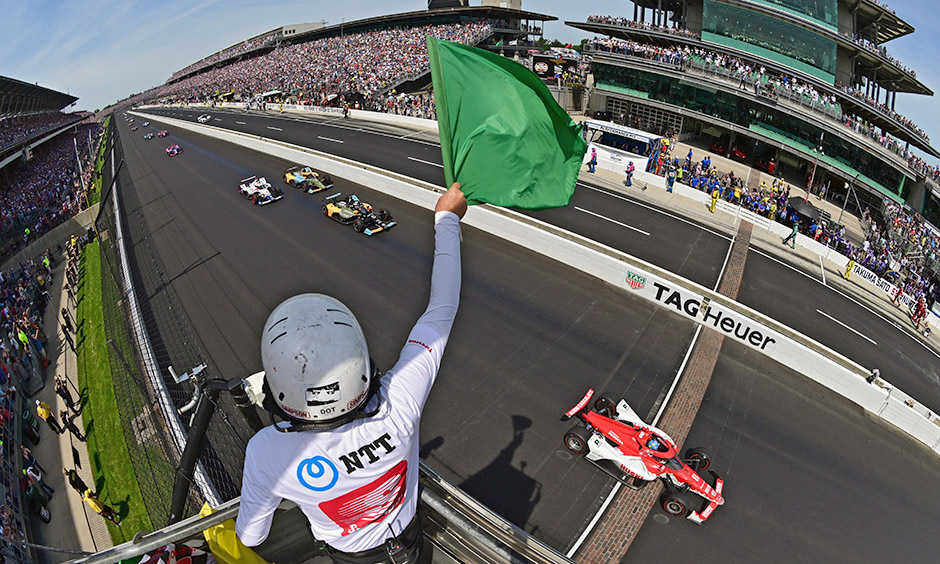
[
  {"left": 575, "top": 222, "right": 752, "bottom": 564},
  {"left": 32, "top": 253, "right": 114, "bottom": 558}
]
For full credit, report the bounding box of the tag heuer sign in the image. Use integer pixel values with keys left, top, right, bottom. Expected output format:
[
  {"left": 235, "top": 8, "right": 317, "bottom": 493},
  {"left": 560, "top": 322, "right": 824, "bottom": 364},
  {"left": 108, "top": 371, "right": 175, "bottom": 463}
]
[{"left": 626, "top": 272, "right": 646, "bottom": 290}]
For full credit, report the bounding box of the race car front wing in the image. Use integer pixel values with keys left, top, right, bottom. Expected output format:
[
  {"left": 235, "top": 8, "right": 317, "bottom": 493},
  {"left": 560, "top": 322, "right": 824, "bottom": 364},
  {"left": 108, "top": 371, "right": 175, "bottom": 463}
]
[{"left": 686, "top": 470, "right": 724, "bottom": 525}]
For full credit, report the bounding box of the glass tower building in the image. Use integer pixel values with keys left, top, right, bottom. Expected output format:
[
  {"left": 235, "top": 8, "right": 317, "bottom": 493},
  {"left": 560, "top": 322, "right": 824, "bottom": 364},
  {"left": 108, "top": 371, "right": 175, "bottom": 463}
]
[{"left": 568, "top": 0, "right": 940, "bottom": 224}]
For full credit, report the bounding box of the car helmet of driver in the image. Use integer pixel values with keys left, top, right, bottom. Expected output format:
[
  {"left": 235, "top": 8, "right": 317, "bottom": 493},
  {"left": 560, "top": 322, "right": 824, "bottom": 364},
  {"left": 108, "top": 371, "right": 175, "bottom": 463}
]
[{"left": 261, "top": 294, "right": 380, "bottom": 432}]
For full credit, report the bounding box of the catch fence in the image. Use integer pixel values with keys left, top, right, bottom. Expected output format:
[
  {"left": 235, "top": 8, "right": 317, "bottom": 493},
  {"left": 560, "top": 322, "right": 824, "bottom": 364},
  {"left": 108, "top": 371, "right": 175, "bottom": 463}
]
[{"left": 93, "top": 117, "right": 253, "bottom": 527}]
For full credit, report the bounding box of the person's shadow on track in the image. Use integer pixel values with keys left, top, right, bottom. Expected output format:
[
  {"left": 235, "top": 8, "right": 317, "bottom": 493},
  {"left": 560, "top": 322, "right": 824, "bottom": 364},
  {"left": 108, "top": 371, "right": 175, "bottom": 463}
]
[{"left": 459, "top": 415, "right": 541, "bottom": 527}]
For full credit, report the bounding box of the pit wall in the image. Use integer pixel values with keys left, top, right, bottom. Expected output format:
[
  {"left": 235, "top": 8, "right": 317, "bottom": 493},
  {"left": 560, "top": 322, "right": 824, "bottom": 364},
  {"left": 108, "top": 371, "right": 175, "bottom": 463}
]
[{"left": 130, "top": 109, "right": 940, "bottom": 455}]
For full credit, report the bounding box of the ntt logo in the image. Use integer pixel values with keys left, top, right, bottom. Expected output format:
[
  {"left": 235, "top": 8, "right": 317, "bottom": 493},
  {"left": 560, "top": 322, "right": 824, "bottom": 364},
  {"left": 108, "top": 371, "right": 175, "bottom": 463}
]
[{"left": 297, "top": 456, "right": 339, "bottom": 491}]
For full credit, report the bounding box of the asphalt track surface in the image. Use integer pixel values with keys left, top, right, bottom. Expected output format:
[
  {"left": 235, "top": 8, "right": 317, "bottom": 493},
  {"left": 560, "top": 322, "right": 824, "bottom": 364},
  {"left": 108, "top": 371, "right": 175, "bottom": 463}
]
[
  {"left": 118, "top": 116, "right": 701, "bottom": 551},
  {"left": 126, "top": 110, "right": 940, "bottom": 559},
  {"left": 140, "top": 106, "right": 940, "bottom": 414}
]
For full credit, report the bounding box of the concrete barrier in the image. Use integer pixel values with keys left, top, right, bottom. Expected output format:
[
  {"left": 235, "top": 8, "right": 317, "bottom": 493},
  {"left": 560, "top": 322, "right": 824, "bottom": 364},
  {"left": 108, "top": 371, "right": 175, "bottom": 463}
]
[{"left": 130, "top": 110, "right": 940, "bottom": 456}]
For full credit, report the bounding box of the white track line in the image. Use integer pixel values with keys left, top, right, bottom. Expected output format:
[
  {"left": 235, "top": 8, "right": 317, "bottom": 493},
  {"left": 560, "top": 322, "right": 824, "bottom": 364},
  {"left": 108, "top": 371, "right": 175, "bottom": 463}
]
[
  {"left": 317, "top": 136, "right": 344, "bottom": 143},
  {"left": 267, "top": 126, "right": 283, "bottom": 131},
  {"left": 235, "top": 121, "right": 246, "bottom": 125},
  {"left": 579, "top": 182, "right": 731, "bottom": 240},
  {"left": 817, "top": 310, "right": 877, "bottom": 345},
  {"left": 750, "top": 246, "right": 939, "bottom": 360},
  {"left": 407, "top": 156, "right": 443, "bottom": 168},
  {"left": 575, "top": 207, "right": 650, "bottom": 236},
  {"left": 819, "top": 256, "right": 826, "bottom": 285}
]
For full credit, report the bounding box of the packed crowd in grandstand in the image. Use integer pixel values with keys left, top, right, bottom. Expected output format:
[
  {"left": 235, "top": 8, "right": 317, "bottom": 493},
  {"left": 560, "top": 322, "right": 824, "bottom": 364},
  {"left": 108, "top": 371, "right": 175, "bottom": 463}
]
[
  {"left": 0, "top": 122, "right": 100, "bottom": 261},
  {"left": 860, "top": 202, "right": 938, "bottom": 306},
  {"left": 0, "top": 113, "right": 82, "bottom": 149},
  {"left": 168, "top": 32, "right": 280, "bottom": 83},
  {"left": 156, "top": 22, "right": 492, "bottom": 110}
]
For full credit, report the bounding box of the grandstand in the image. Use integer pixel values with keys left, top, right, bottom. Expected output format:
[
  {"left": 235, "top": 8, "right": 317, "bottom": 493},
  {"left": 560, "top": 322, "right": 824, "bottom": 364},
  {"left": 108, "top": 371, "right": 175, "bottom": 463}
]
[
  {"left": 155, "top": 5, "right": 555, "bottom": 109},
  {"left": 0, "top": 76, "right": 83, "bottom": 167},
  {"left": 568, "top": 0, "right": 940, "bottom": 226},
  {"left": 0, "top": 75, "right": 97, "bottom": 262}
]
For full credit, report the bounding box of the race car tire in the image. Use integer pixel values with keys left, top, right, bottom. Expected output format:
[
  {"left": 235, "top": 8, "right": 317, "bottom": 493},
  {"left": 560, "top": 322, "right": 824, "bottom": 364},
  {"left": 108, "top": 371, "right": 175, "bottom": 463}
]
[
  {"left": 322, "top": 174, "right": 333, "bottom": 186},
  {"left": 661, "top": 493, "right": 691, "bottom": 517},
  {"left": 272, "top": 187, "right": 282, "bottom": 197},
  {"left": 683, "top": 447, "right": 711, "bottom": 471},
  {"left": 353, "top": 218, "right": 366, "bottom": 233},
  {"left": 322, "top": 204, "right": 330, "bottom": 216},
  {"left": 564, "top": 426, "right": 592, "bottom": 455},
  {"left": 252, "top": 194, "right": 260, "bottom": 205},
  {"left": 378, "top": 208, "right": 392, "bottom": 222},
  {"left": 594, "top": 393, "right": 619, "bottom": 418}
]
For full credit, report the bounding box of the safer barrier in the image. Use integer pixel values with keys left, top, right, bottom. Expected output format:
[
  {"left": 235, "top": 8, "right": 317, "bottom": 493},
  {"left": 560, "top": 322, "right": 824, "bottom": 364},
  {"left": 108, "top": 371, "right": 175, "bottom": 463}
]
[{"left": 130, "top": 108, "right": 940, "bottom": 456}]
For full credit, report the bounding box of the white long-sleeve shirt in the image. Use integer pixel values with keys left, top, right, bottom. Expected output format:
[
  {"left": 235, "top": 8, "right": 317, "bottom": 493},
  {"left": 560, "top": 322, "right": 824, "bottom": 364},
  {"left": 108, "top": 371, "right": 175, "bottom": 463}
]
[{"left": 236, "top": 211, "right": 461, "bottom": 553}]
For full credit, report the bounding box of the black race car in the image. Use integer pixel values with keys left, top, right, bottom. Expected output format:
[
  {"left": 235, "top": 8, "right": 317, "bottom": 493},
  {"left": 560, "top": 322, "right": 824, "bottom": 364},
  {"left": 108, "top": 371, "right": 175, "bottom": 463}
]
[{"left": 322, "top": 193, "right": 395, "bottom": 235}]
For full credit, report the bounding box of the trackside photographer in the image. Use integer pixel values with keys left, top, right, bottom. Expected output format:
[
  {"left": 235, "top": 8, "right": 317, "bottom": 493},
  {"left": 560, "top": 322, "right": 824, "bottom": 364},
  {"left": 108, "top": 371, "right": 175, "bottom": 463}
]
[{"left": 236, "top": 184, "right": 467, "bottom": 563}]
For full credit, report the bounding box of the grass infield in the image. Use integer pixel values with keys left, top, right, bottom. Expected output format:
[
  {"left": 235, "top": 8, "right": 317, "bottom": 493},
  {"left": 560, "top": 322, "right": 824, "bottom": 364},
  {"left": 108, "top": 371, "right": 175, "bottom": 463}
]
[{"left": 76, "top": 240, "right": 153, "bottom": 541}]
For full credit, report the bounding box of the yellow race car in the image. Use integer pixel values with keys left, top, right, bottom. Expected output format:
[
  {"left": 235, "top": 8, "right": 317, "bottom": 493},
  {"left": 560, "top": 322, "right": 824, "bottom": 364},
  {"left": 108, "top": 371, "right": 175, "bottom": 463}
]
[{"left": 284, "top": 166, "right": 334, "bottom": 194}]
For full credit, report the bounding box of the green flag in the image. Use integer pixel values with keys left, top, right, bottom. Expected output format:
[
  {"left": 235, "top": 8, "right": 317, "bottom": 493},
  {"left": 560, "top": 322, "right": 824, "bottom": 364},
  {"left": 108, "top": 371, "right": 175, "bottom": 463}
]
[{"left": 426, "top": 36, "right": 586, "bottom": 210}]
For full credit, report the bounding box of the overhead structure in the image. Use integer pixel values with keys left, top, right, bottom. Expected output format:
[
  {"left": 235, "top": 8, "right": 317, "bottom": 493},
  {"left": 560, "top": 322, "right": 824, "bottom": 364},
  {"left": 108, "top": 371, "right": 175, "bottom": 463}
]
[{"left": 0, "top": 75, "right": 77, "bottom": 118}]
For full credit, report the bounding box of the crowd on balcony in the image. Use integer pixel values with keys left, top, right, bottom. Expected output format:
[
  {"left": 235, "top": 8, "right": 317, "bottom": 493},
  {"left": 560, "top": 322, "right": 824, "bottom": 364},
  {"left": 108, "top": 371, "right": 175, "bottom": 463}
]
[
  {"left": 0, "top": 123, "right": 100, "bottom": 262},
  {"left": 838, "top": 81, "right": 929, "bottom": 143},
  {"left": 156, "top": 22, "right": 492, "bottom": 110},
  {"left": 586, "top": 16, "right": 699, "bottom": 38},
  {"left": 0, "top": 113, "right": 80, "bottom": 150},
  {"left": 588, "top": 16, "right": 930, "bottom": 148},
  {"left": 168, "top": 32, "right": 280, "bottom": 83},
  {"left": 859, "top": 202, "right": 938, "bottom": 307},
  {"left": 845, "top": 33, "right": 916, "bottom": 79}
]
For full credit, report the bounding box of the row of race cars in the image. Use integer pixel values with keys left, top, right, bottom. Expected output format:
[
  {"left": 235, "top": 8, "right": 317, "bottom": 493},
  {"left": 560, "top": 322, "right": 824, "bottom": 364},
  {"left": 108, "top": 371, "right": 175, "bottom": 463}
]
[
  {"left": 125, "top": 113, "right": 396, "bottom": 235},
  {"left": 237, "top": 170, "right": 396, "bottom": 235}
]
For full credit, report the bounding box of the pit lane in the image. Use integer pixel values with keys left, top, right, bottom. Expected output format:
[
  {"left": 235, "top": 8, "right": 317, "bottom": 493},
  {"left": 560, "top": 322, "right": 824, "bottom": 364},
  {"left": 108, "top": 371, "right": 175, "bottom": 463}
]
[{"left": 123, "top": 111, "right": 940, "bottom": 559}]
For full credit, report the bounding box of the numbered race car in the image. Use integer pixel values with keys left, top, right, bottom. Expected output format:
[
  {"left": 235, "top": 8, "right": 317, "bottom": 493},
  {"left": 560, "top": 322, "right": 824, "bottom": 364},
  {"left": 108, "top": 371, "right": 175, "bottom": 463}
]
[
  {"left": 197, "top": 114, "right": 211, "bottom": 123},
  {"left": 322, "top": 193, "right": 395, "bottom": 235},
  {"left": 142, "top": 122, "right": 150, "bottom": 127},
  {"left": 562, "top": 389, "right": 725, "bottom": 524},
  {"left": 157, "top": 130, "right": 168, "bottom": 138},
  {"left": 284, "top": 166, "right": 334, "bottom": 194},
  {"left": 166, "top": 144, "right": 182, "bottom": 157},
  {"left": 239, "top": 176, "right": 283, "bottom": 206},
  {"left": 144, "top": 133, "right": 154, "bottom": 140}
]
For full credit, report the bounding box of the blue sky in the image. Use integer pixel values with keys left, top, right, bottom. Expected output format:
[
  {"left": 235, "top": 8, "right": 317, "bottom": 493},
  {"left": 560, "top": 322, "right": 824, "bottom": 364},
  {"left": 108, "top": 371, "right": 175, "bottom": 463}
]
[{"left": 4, "top": 0, "right": 939, "bottom": 157}]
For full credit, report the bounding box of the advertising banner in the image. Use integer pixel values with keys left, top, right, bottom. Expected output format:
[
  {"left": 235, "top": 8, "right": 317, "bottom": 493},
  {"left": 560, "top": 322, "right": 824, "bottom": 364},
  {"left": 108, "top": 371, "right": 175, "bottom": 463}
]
[{"left": 532, "top": 56, "right": 578, "bottom": 80}]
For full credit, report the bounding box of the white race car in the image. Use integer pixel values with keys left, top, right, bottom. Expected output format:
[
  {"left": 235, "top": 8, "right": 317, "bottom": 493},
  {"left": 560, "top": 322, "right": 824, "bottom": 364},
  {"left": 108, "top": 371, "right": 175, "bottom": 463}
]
[
  {"left": 197, "top": 114, "right": 211, "bottom": 123},
  {"left": 238, "top": 176, "right": 283, "bottom": 205}
]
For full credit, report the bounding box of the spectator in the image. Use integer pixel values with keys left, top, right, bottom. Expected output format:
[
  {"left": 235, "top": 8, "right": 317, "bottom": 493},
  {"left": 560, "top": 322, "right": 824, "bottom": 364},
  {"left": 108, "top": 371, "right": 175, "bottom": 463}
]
[
  {"left": 82, "top": 490, "right": 121, "bottom": 526},
  {"left": 35, "top": 400, "right": 61, "bottom": 434}
]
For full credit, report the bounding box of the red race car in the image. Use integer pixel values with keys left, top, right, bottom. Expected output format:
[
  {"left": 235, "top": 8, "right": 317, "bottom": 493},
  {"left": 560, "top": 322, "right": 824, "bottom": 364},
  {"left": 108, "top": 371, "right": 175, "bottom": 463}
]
[
  {"left": 165, "top": 144, "right": 182, "bottom": 157},
  {"left": 562, "top": 388, "right": 725, "bottom": 524},
  {"left": 157, "top": 130, "right": 168, "bottom": 138}
]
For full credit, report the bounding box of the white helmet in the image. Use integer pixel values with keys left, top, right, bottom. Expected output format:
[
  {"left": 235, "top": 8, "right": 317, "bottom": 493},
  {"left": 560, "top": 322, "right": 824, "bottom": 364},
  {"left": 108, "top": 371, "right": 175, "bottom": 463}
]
[{"left": 261, "top": 294, "right": 375, "bottom": 430}]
